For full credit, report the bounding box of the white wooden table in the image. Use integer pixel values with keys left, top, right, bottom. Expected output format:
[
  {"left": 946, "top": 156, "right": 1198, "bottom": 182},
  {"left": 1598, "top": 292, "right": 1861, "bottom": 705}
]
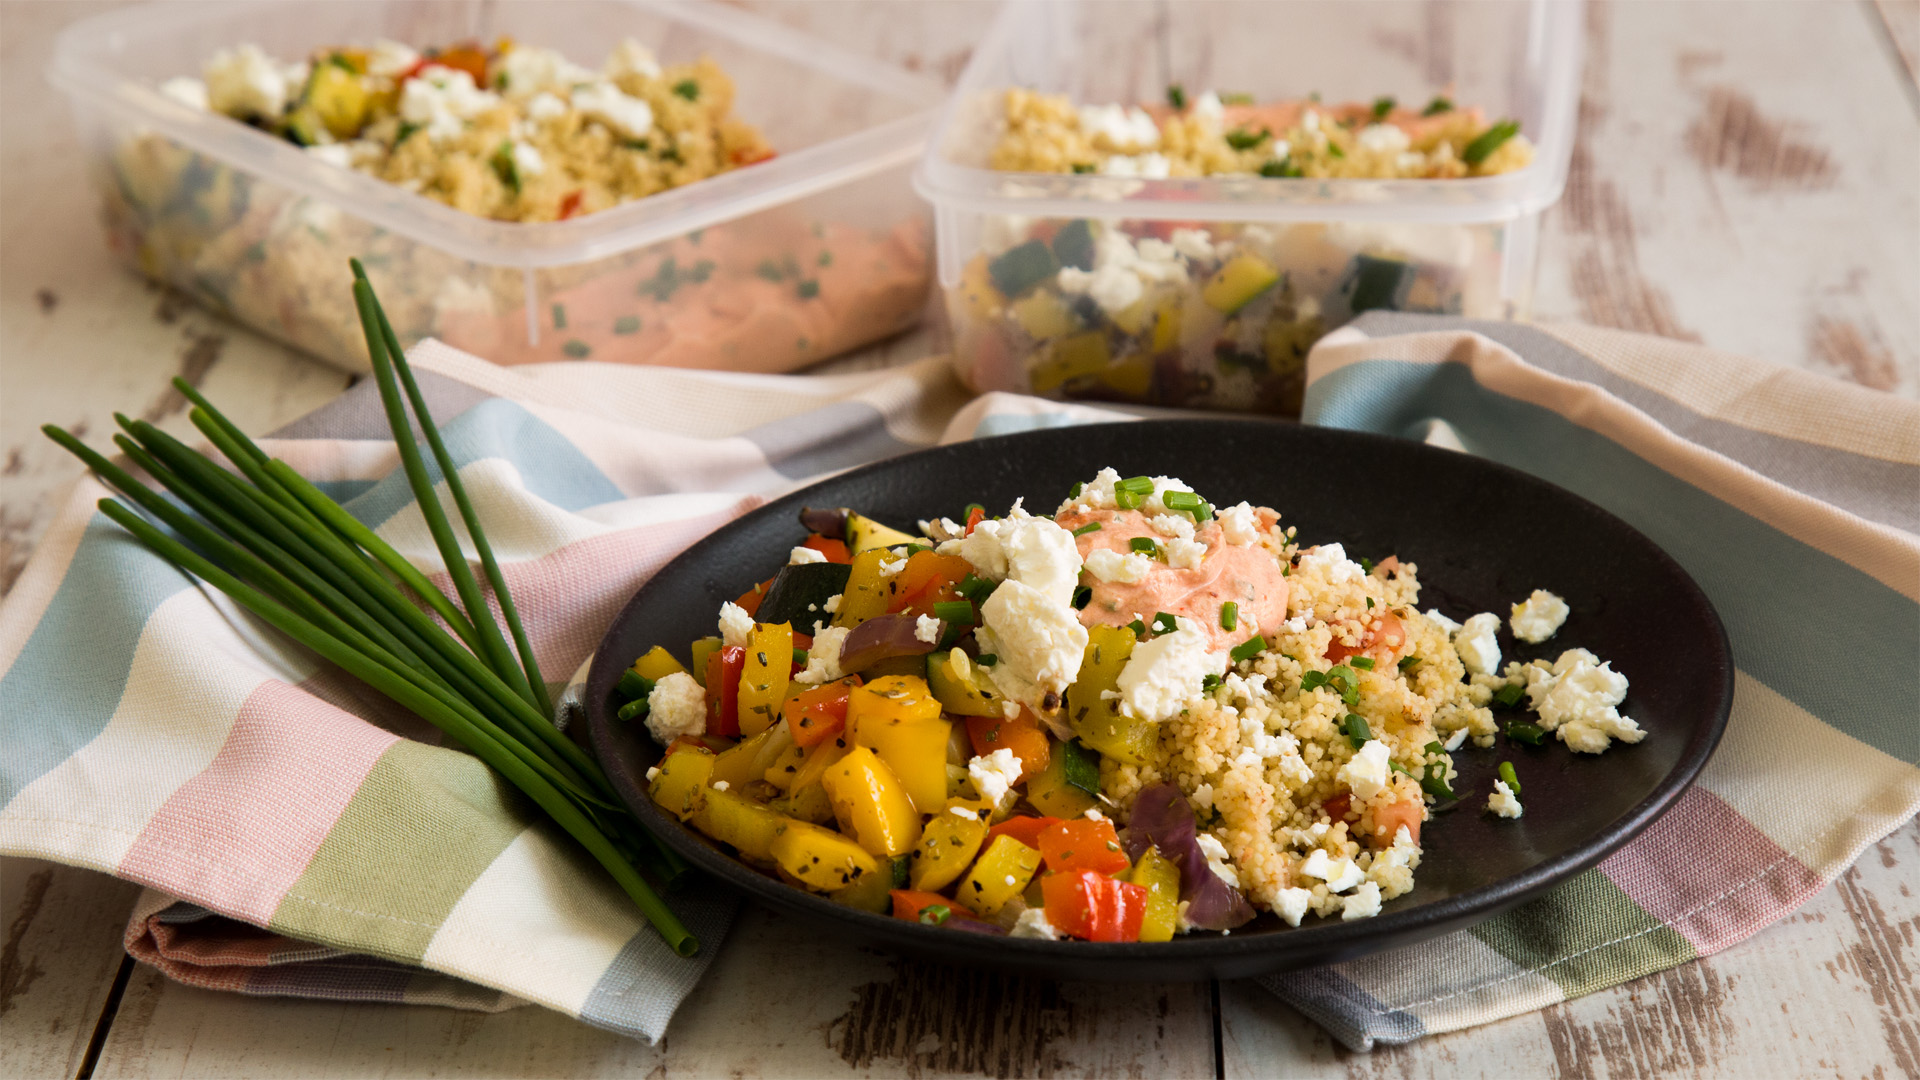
[{"left": 3, "top": 2, "right": 1916, "bottom": 1077}]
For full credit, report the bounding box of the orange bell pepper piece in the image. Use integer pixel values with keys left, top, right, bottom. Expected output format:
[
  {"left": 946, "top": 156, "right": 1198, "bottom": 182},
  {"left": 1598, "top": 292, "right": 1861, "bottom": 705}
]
[
  {"left": 734, "top": 576, "right": 776, "bottom": 618},
  {"left": 965, "top": 712, "right": 1050, "bottom": 783},
  {"left": 801, "top": 534, "right": 852, "bottom": 564},
  {"left": 1037, "top": 818, "right": 1130, "bottom": 875},
  {"left": 890, "top": 889, "right": 975, "bottom": 924},
  {"left": 887, "top": 551, "right": 973, "bottom": 617},
  {"left": 985, "top": 815, "right": 1062, "bottom": 850},
  {"left": 785, "top": 677, "right": 859, "bottom": 748},
  {"left": 1042, "top": 870, "right": 1147, "bottom": 942}
]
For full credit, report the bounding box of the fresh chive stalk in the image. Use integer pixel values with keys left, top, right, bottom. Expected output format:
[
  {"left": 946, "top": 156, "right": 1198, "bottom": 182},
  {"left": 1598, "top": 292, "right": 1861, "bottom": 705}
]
[
  {"left": 1498, "top": 760, "right": 1522, "bottom": 795},
  {"left": 42, "top": 268, "right": 696, "bottom": 955}
]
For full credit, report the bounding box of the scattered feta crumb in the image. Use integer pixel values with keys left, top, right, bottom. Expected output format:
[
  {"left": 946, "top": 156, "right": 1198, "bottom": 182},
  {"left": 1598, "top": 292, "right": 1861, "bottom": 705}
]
[
  {"left": 1341, "top": 882, "right": 1384, "bottom": 920},
  {"left": 1509, "top": 589, "right": 1570, "bottom": 643},
  {"left": 794, "top": 625, "right": 850, "bottom": 685},
  {"left": 913, "top": 614, "right": 942, "bottom": 644},
  {"left": 711, "top": 780, "right": 729, "bottom": 792},
  {"left": 644, "top": 766, "right": 661, "bottom": 782},
  {"left": 571, "top": 80, "right": 654, "bottom": 139},
  {"left": 789, "top": 545, "right": 828, "bottom": 565},
  {"left": 1488, "top": 779, "right": 1523, "bottom": 818},
  {"left": 968, "top": 749, "right": 1024, "bottom": 808},
  {"left": 1338, "top": 740, "right": 1392, "bottom": 801},
  {"left": 643, "top": 672, "right": 704, "bottom": 745},
  {"left": 823, "top": 594, "right": 842, "bottom": 613},
  {"left": 1195, "top": 832, "right": 1241, "bottom": 887},
  {"left": 1010, "top": 907, "right": 1061, "bottom": 939},
  {"left": 1117, "top": 615, "right": 1225, "bottom": 722},
  {"left": 1453, "top": 612, "right": 1502, "bottom": 676},
  {"left": 1443, "top": 727, "right": 1469, "bottom": 752},
  {"left": 1084, "top": 807, "right": 1106, "bottom": 821},
  {"left": 1424, "top": 608, "right": 1462, "bottom": 634},
  {"left": 1298, "top": 543, "right": 1364, "bottom": 584},
  {"left": 1163, "top": 537, "right": 1207, "bottom": 570},
  {"left": 949, "top": 805, "right": 979, "bottom": 820},
  {"left": 878, "top": 556, "right": 908, "bottom": 578},
  {"left": 1275, "top": 887, "right": 1313, "bottom": 926},
  {"left": 1217, "top": 502, "right": 1260, "bottom": 545},
  {"left": 1084, "top": 547, "right": 1153, "bottom": 584},
  {"left": 718, "top": 601, "right": 754, "bottom": 648}
]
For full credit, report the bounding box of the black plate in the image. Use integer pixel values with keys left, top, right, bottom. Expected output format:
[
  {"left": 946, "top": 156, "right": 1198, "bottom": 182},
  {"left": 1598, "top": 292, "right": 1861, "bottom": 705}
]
[{"left": 587, "top": 420, "right": 1732, "bottom": 981}]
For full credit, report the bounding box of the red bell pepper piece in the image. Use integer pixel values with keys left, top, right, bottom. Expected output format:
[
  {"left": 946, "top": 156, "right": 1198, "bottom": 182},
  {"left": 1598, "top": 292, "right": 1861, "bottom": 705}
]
[
  {"left": 1037, "top": 818, "right": 1131, "bottom": 875},
  {"left": 801, "top": 534, "right": 851, "bottom": 564},
  {"left": 984, "top": 815, "right": 1062, "bottom": 850},
  {"left": 734, "top": 576, "right": 775, "bottom": 618},
  {"left": 558, "top": 190, "right": 584, "bottom": 220},
  {"left": 785, "top": 677, "right": 858, "bottom": 748},
  {"left": 704, "top": 645, "right": 745, "bottom": 738},
  {"left": 891, "top": 890, "right": 974, "bottom": 923},
  {"left": 964, "top": 505, "right": 986, "bottom": 535},
  {"left": 1042, "top": 870, "right": 1147, "bottom": 942}
]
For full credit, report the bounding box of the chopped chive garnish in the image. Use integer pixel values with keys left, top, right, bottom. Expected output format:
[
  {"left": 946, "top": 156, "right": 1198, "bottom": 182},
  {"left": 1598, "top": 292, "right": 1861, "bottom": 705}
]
[
  {"left": 1399, "top": 655, "right": 1420, "bottom": 671},
  {"left": 1366, "top": 597, "right": 1375, "bottom": 609},
  {"left": 964, "top": 503, "right": 984, "bottom": 518},
  {"left": 1506, "top": 720, "right": 1546, "bottom": 745},
  {"left": 1127, "top": 619, "right": 1147, "bottom": 640},
  {"left": 1259, "top": 158, "right": 1303, "bottom": 178},
  {"left": 551, "top": 302, "right": 568, "bottom": 329},
  {"left": 1463, "top": 119, "right": 1520, "bottom": 166},
  {"left": 1069, "top": 482, "right": 1084, "bottom": 499},
  {"left": 1359, "top": 556, "right": 1375, "bottom": 573},
  {"left": 1129, "top": 537, "right": 1161, "bottom": 557},
  {"left": 617, "top": 697, "right": 650, "bottom": 721},
  {"left": 1114, "top": 488, "right": 1143, "bottom": 510},
  {"left": 1201, "top": 674, "right": 1222, "bottom": 692},
  {"left": 1220, "top": 601, "right": 1238, "bottom": 631},
  {"left": 1225, "top": 127, "right": 1270, "bottom": 151},
  {"left": 1350, "top": 656, "right": 1374, "bottom": 670},
  {"left": 1344, "top": 713, "right": 1371, "bottom": 748},
  {"left": 1151, "top": 611, "right": 1179, "bottom": 636},
  {"left": 1422, "top": 96, "right": 1453, "bottom": 116},
  {"left": 1371, "top": 96, "right": 1395, "bottom": 120},
  {"left": 1229, "top": 635, "right": 1268, "bottom": 663},
  {"left": 1327, "top": 141, "right": 1345, "bottom": 159},
  {"left": 1162, "top": 490, "right": 1211, "bottom": 521},
  {"left": 1073, "top": 522, "right": 1102, "bottom": 536},
  {"left": 956, "top": 574, "right": 995, "bottom": 604},
  {"left": 616, "top": 670, "right": 654, "bottom": 701},
  {"left": 1167, "top": 84, "right": 1187, "bottom": 109},
  {"left": 933, "top": 600, "right": 976, "bottom": 625},
  {"left": 793, "top": 647, "right": 809, "bottom": 666},
  {"left": 1492, "top": 683, "right": 1527, "bottom": 708},
  {"left": 1071, "top": 586, "right": 1092, "bottom": 610},
  {"left": 974, "top": 653, "right": 997, "bottom": 667},
  {"left": 919, "top": 903, "right": 951, "bottom": 926},
  {"left": 1116, "top": 475, "right": 1155, "bottom": 494},
  {"left": 672, "top": 78, "right": 700, "bottom": 100},
  {"left": 1498, "top": 761, "right": 1521, "bottom": 795}
]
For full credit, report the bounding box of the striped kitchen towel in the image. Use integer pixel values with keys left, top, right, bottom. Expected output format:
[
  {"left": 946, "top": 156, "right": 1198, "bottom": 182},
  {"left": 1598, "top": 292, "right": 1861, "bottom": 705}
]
[{"left": 1, "top": 315, "right": 1913, "bottom": 1047}]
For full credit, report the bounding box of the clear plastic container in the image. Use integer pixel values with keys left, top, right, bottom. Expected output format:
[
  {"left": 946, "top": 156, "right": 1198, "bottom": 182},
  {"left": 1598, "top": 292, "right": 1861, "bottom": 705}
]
[
  {"left": 914, "top": 0, "right": 1583, "bottom": 415},
  {"left": 50, "top": 0, "right": 944, "bottom": 374}
]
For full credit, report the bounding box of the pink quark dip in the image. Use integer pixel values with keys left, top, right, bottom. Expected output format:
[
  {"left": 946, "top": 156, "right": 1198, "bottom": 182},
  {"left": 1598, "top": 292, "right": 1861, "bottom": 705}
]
[{"left": 1056, "top": 507, "right": 1287, "bottom": 653}]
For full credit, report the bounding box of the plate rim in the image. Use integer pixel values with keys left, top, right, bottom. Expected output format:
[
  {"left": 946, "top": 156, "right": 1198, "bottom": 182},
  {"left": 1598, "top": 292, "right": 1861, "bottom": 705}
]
[{"left": 586, "top": 419, "right": 1734, "bottom": 968}]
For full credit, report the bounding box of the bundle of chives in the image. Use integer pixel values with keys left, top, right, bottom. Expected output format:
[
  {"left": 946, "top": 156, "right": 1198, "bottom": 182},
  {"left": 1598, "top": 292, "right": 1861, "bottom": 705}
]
[{"left": 44, "top": 266, "right": 696, "bottom": 956}]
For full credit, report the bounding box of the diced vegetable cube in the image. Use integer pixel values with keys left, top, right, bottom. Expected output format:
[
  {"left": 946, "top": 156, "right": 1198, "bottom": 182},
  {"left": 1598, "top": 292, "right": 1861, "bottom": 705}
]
[
  {"left": 771, "top": 821, "right": 881, "bottom": 892},
  {"left": 785, "top": 678, "right": 858, "bottom": 747},
  {"left": 1067, "top": 626, "right": 1154, "bottom": 764},
  {"left": 1036, "top": 818, "right": 1130, "bottom": 875},
  {"left": 737, "top": 622, "right": 794, "bottom": 736},
  {"left": 709, "top": 723, "right": 779, "bottom": 791},
  {"left": 1202, "top": 253, "right": 1280, "bottom": 314},
  {"left": 845, "top": 512, "right": 917, "bottom": 554},
  {"left": 1119, "top": 845, "right": 1182, "bottom": 942},
  {"left": 821, "top": 746, "right": 923, "bottom": 857},
  {"left": 774, "top": 781, "right": 835, "bottom": 825},
  {"left": 832, "top": 549, "right": 893, "bottom": 628},
  {"left": 910, "top": 808, "right": 990, "bottom": 893},
  {"left": 956, "top": 834, "right": 1043, "bottom": 916},
  {"left": 1025, "top": 738, "right": 1101, "bottom": 818},
  {"left": 985, "top": 815, "right": 1062, "bottom": 850},
  {"left": 1030, "top": 331, "right": 1111, "bottom": 395},
  {"left": 1010, "top": 291, "right": 1081, "bottom": 341},
  {"left": 885, "top": 552, "right": 973, "bottom": 617},
  {"left": 792, "top": 733, "right": 852, "bottom": 793},
  {"left": 688, "top": 636, "right": 723, "bottom": 686},
  {"left": 927, "top": 648, "right": 1005, "bottom": 717},
  {"left": 690, "top": 788, "right": 792, "bottom": 862},
  {"left": 848, "top": 676, "right": 951, "bottom": 814},
  {"left": 965, "top": 712, "right": 1050, "bottom": 784},
  {"left": 1042, "top": 869, "right": 1148, "bottom": 942},
  {"left": 890, "top": 889, "right": 975, "bottom": 924},
  {"left": 755, "top": 561, "right": 852, "bottom": 629},
  {"left": 648, "top": 744, "right": 715, "bottom": 821},
  {"left": 987, "top": 240, "right": 1058, "bottom": 298},
  {"left": 631, "top": 645, "right": 688, "bottom": 683}
]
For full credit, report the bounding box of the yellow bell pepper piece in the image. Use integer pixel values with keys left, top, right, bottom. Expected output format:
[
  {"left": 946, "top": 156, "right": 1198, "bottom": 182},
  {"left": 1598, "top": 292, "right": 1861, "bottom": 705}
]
[
  {"left": 821, "top": 745, "right": 922, "bottom": 858},
  {"left": 711, "top": 724, "right": 782, "bottom": 790},
  {"left": 1030, "top": 331, "right": 1111, "bottom": 395},
  {"left": 1009, "top": 291, "right": 1080, "bottom": 341},
  {"left": 688, "top": 636, "right": 722, "bottom": 686},
  {"left": 763, "top": 739, "right": 808, "bottom": 791},
  {"left": 306, "top": 62, "right": 371, "bottom": 139},
  {"left": 774, "top": 781, "right": 835, "bottom": 825},
  {"left": 1119, "top": 845, "right": 1181, "bottom": 942},
  {"left": 771, "top": 820, "right": 882, "bottom": 892},
  {"left": 1099, "top": 353, "right": 1155, "bottom": 399},
  {"left": 1202, "top": 253, "right": 1280, "bottom": 313},
  {"left": 690, "top": 788, "right": 792, "bottom": 862},
  {"left": 1067, "top": 626, "right": 1155, "bottom": 764},
  {"left": 832, "top": 549, "right": 892, "bottom": 629},
  {"left": 910, "top": 807, "right": 989, "bottom": 892},
  {"left": 648, "top": 745, "right": 715, "bottom": 821},
  {"left": 956, "top": 834, "right": 1043, "bottom": 917},
  {"left": 1024, "top": 739, "right": 1099, "bottom": 819},
  {"left": 792, "top": 733, "right": 851, "bottom": 793},
  {"left": 956, "top": 254, "right": 1006, "bottom": 323},
  {"left": 926, "top": 648, "right": 1005, "bottom": 717},
  {"left": 630, "top": 645, "right": 688, "bottom": 683},
  {"left": 848, "top": 675, "right": 950, "bottom": 814},
  {"left": 1150, "top": 294, "right": 1185, "bottom": 353},
  {"left": 736, "top": 622, "right": 793, "bottom": 736},
  {"left": 829, "top": 859, "right": 897, "bottom": 912}
]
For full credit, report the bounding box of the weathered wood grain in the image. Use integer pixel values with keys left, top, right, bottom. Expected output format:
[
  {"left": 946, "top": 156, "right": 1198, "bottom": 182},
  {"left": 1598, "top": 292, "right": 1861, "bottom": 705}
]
[
  {"left": 1219, "top": 817, "right": 1920, "bottom": 1080},
  {"left": 0, "top": 859, "right": 141, "bottom": 1080},
  {"left": 1530, "top": 0, "right": 1920, "bottom": 395}
]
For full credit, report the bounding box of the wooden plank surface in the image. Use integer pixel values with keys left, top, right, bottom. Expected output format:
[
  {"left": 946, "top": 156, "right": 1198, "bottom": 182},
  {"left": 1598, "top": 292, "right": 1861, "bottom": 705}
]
[{"left": 1, "top": 1, "right": 1914, "bottom": 1078}]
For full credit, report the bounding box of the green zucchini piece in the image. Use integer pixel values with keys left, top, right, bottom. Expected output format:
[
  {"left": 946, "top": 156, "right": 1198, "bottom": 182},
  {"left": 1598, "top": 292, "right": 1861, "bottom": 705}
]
[
  {"left": 1051, "top": 220, "right": 1095, "bottom": 272},
  {"left": 755, "top": 561, "right": 853, "bottom": 629},
  {"left": 1060, "top": 737, "right": 1101, "bottom": 797},
  {"left": 988, "top": 240, "right": 1058, "bottom": 298},
  {"left": 1345, "top": 255, "right": 1414, "bottom": 315}
]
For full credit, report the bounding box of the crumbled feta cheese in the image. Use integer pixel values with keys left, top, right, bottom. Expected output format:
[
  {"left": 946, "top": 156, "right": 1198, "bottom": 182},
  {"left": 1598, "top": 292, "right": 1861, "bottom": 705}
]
[
  {"left": 1116, "top": 616, "right": 1225, "bottom": 722},
  {"left": 823, "top": 594, "right": 842, "bottom": 613},
  {"left": 1164, "top": 537, "right": 1207, "bottom": 570},
  {"left": 1169, "top": 227, "right": 1216, "bottom": 262},
  {"left": 1357, "top": 124, "right": 1411, "bottom": 155},
  {"left": 645, "top": 765, "right": 661, "bottom": 782},
  {"left": 1191, "top": 90, "right": 1225, "bottom": 125},
  {"left": 717, "top": 601, "right": 754, "bottom": 648},
  {"left": 1190, "top": 782, "right": 1215, "bottom": 812},
  {"left": 496, "top": 44, "right": 594, "bottom": 99},
  {"left": 1084, "top": 807, "right": 1106, "bottom": 821},
  {"left": 1300, "top": 850, "right": 1365, "bottom": 893},
  {"left": 366, "top": 39, "right": 421, "bottom": 79},
  {"left": 1339, "top": 739, "right": 1392, "bottom": 801},
  {"left": 1079, "top": 262, "right": 1145, "bottom": 313},
  {"left": 510, "top": 140, "right": 546, "bottom": 177},
  {"left": 1443, "top": 727, "right": 1469, "bottom": 752},
  {"left": 977, "top": 581, "right": 1087, "bottom": 711},
  {"left": 1341, "top": 881, "right": 1384, "bottom": 920},
  {"left": 789, "top": 545, "right": 828, "bottom": 565},
  {"left": 1078, "top": 103, "right": 1161, "bottom": 150},
  {"left": 1195, "top": 832, "right": 1241, "bottom": 887},
  {"left": 795, "top": 625, "right": 850, "bottom": 685},
  {"left": 1297, "top": 543, "right": 1363, "bottom": 584},
  {"left": 1453, "top": 613, "right": 1502, "bottom": 676},
  {"left": 1010, "top": 907, "right": 1061, "bottom": 939},
  {"left": 305, "top": 143, "right": 352, "bottom": 168},
  {"left": 643, "top": 672, "right": 705, "bottom": 744},
  {"left": 1084, "top": 548, "right": 1152, "bottom": 585},
  {"left": 159, "top": 76, "right": 208, "bottom": 110},
  {"left": 915, "top": 614, "right": 942, "bottom": 644},
  {"left": 1148, "top": 513, "right": 1196, "bottom": 540},
  {"left": 1424, "top": 608, "right": 1462, "bottom": 634},
  {"left": 1275, "top": 887, "right": 1313, "bottom": 926},
  {"left": 968, "top": 749, "right": 1024, "bottom": 807},
  {"left": 1509, "top": 589, "right": 1570, "bottom": 643},
  {"left": 1216, "top": 502, "right": 1260, "bottom": 545},
  {"left": 1488, "top": 779, "right": 1523, "bottom": 818},
  {"left": 878, "top": 555, "right": 908, "bottom": 577},
  {"left": 602, "top": 38, "right": 663, "bottom": 80},
  {"left": 526, "top": 91, "right": 568, "bottom": 122},
  {"left": 571, "top": 80, "right": 653, "bottom": 139},
  {"left": 949, "top": 805, "right": 979, "bottom": 820},
  {"left": 400, "top": 67, "right": 500, "bottom": 142},
  {"left": 205, "top": 43, "right": 288, "bottom": 119},
  {"left": 712, "top": 780, "right": 730, "bottom": 792}
]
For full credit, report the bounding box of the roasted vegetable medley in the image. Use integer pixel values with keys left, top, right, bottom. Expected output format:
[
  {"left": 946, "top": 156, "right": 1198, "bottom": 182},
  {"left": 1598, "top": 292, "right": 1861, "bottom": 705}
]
[{"left": 618, "top": 472, "right": 1642, "bottom": 940}]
